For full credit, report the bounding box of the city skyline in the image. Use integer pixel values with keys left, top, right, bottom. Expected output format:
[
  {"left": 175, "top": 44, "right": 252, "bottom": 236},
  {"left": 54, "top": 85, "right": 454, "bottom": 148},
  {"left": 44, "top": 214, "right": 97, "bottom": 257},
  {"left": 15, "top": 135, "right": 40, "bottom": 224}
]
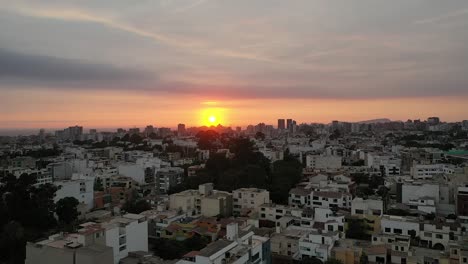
[{"left": 1, "top": 0, "right": 468, "bottom": 128}]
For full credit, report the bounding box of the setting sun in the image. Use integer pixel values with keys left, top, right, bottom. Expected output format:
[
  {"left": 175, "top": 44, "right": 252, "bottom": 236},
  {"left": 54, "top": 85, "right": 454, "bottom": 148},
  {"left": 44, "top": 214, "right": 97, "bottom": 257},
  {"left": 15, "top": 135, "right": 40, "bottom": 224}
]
[
  {"left": 208, "top": 116, "right": 217, "bottom": 123},
  {"left": 198, "top": 106, "right": 228, "bottom": 126}
]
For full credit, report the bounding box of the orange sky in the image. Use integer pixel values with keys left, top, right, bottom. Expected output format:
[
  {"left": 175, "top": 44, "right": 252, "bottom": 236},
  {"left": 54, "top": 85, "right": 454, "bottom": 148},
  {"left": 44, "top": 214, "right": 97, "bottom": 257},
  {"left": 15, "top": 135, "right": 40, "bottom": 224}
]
[{"left": 1, "top": 89, "right": 467, "bottom": 129}]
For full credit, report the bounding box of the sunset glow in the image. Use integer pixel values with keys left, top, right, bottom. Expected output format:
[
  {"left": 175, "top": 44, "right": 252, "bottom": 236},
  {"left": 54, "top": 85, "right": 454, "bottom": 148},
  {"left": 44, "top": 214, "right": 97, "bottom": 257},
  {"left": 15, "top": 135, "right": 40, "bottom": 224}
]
[
  {"left": 198, "top": 106, "right": 228, "bottom": 127},
  {"left": 1, "top": 1, "right": 468, "bottom": 130}
]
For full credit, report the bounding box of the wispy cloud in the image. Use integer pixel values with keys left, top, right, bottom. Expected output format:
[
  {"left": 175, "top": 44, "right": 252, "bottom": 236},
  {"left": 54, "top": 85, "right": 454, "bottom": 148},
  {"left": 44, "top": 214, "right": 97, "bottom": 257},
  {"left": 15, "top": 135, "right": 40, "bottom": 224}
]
[
  {"left": 414, "top": 8, "right": 468, "bottom": 25},
  {"left": 173, "top": 0, "right": 209, "bottom": 13},
  {"left": 9, "top": 5, "right": 275, "bottom": 64}
]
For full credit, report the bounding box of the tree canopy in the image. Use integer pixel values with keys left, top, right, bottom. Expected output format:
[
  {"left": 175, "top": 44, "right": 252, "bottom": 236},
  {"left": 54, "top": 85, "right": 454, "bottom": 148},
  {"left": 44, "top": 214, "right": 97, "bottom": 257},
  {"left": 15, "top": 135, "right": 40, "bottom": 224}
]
[
  {"left": 56, "top": 197, "right": 79, "bottom": 231},
  {"left": 0, "top": 173, "right": 58, "bottom": 263}
]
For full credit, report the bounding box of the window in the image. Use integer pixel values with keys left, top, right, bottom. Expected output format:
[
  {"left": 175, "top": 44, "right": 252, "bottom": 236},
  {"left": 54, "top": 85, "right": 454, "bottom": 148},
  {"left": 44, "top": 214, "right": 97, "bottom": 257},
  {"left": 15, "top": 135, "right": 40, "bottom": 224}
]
[
  {"left": 424, "top": 232, "right": 431, "bottom": 238},
  {"left": 355, "top": 209, "right": 364, "bottom": 214},
  {"left": 119, "top": 245, "right": 126, "bottom": 251},
  {"left": 435, "top": 234, "right": 443, "bottom": 239},
  {"left": 394, "top": 228, "right": 403, "bottom": 234},
  {"left": 385, "top": 228, "right": 391, "bottom": 233},
  {"left": 328, "top": 225, "right": 334, "bottom": 231}
]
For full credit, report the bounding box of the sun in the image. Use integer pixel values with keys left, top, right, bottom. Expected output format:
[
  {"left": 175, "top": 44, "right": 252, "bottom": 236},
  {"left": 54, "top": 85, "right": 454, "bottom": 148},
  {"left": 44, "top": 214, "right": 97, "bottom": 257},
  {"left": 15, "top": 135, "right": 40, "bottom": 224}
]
[
  {"left": 199, "top": 107, "right": 226, "bottom": 126},
  {"left": 208, "top": 115, "right": 217, "bottom": 124}
]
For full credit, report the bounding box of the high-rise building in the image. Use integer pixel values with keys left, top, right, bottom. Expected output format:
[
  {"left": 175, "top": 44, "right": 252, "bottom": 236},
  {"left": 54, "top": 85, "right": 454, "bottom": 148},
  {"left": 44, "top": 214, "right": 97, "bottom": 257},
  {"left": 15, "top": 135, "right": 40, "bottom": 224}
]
[
  {"left": 144, "top": 125, "right": 155, "bottom": 136},
  {"left": 286, "top": 119, "right": 293, "bottom": 130},
  {"left": 427, "top": 117, "right": 440, "bottom": 125},
  {"left": 178, "top": 123, "right": 186, "bottom": 135},
  {"left": 129, "top": 128, "right": 140, "bottom": 135},
  {"left": 278, "top": 119, "right": 285, "bottom": 130}
]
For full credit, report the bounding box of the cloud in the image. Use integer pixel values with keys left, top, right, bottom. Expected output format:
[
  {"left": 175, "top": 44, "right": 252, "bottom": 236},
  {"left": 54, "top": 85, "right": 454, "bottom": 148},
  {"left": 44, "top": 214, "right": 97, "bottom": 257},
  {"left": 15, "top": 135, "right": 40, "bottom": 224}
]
[
  {"left": 414, "top": 8, "right": 468, "bottom": 25},
  {"left": 0, "top": 48, "right": 149, "bottom": 85}
]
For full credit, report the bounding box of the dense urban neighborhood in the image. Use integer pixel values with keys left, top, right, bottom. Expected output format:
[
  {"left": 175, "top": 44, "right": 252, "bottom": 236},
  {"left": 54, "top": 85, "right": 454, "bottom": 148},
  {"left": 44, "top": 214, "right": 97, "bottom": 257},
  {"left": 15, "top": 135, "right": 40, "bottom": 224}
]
[{"left": 1, "top": 118, "right": 468, "bottom": 264}]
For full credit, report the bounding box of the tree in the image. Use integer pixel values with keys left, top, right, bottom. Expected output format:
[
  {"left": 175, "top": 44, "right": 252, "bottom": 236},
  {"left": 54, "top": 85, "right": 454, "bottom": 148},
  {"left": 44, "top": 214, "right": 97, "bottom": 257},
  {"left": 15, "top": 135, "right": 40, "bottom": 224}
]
[
  {"left": 196, "top": 130, "right": 219, "bottom": 150},
  {"left": 325, "top": 258, "right": 343, "bottom": 264},
  {"left": 94, "top": 178, "right": 104, "bottom": 191},
  {"left": 56, "top": 197, "right": 79, "bottom": 230},
  {"left": 255, "top": 132, "right": 266, "bottom": 141},
  {"left": 359, "top": 253, "right": 369, "bottom": 264},
  {"left": 301, "top": 256, "right": 323, "bottom": 264},
  {"left": 122, "top": 199, "right": 151, "bottom": 214},
  {"left": 424, "top": 213, "right": 436, "bottom": 221},
  {"left": 346, "top": 218, "right": 371, "bottom": 240},
  {"left": 387, "top": 208, "right": 410, "bottom": 216},
  {"left": 129, "top": 134, "right": 143, "bottom": 144},
  {"left": 152, "top": 239, "right": 186, "bottom": 260},
  {"left": 0, "top": 221, "right": 26, "bottom": 264},
  {"left": 1, "top": 173, "right": 58, "bottom": 263}
]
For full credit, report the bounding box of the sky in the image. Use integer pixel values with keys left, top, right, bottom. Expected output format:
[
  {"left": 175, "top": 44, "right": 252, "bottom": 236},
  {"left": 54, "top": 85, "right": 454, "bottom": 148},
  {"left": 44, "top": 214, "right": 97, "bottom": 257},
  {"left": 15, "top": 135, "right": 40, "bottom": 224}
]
[{"left": 1, "top": 0, "right": 468, "bottom": 129}]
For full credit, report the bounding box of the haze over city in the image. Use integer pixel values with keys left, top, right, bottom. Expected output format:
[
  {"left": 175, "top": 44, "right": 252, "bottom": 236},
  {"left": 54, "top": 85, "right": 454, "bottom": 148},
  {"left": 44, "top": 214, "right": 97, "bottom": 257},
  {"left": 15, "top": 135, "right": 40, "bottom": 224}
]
[{"left": 1, "top": 0, "right": 468, "bottom": 129}]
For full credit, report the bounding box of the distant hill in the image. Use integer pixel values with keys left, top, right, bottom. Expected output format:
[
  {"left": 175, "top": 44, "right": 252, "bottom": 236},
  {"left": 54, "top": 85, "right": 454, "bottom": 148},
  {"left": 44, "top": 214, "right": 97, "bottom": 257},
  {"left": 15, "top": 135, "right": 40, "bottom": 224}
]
[{"left": 357, "top": 118, "right": 392, "bottom": 124}]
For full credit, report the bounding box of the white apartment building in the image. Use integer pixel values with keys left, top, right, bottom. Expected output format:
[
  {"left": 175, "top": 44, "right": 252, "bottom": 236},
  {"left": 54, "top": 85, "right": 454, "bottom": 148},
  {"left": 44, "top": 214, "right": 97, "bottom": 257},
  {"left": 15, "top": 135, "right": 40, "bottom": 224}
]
[
  {"left": 169, "top": 183, "right": 233, "bottom": 217},
  {"left": 306, "top": 155, "right": 342, "bottom": 170},
  {"left": 419, "top": 222, "right": 464, "bottom": 250},
  {"left": 299, "top": 230, "right": 340, "bottom": 262},
  {"left": 381, "top": 215, "right": 420, "bottom": 237},
  {"left": 100, "top": 214, "right": 148, "bottom": 263},
  {"left": 351, "top": 198, "right": 383, "bottom": 216},
  {"left": 54, "top": 175, "right": 94, "bottom": 211},
  {"left": 407, "top": 197, "right": 436, "bottom": 214},
  {"left": 400, "top": 182, "right": 441, "bottom": 205},
  {"left": 289, "top": 188, "right": 311, "bottom": 208},
  {"left": 310, "top": 191, "right": 352, "bottom": 209},
  {"left": 177, "top": 222, "right": 271, "bottom": 264},
  {"left": 411, "top": 164, "right": 455, "bottom": 179},
  {"left": 232, "top": 188, "right": 270, "bottom": 215},
  {"left": 27, "top": 214, "right": 148, "bottom": 264},
  {"left": 259, "top": 204, "right": 313, "bottom": 227}
]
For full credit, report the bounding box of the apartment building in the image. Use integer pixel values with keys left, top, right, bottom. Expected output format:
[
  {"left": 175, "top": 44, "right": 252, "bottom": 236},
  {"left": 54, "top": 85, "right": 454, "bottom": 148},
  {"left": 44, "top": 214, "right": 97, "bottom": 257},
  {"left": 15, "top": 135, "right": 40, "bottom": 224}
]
[
  {"left": 156, "top": 167, "right": 184, "bottom": 194},
  {"left": 271, "top": 229, "right": 309, "bottom": 260},
  {"left": 380, "top": 215, "right": 420, "bottom": 237},
  {"left": 305, "top": 155, "right": 342, "bottom": 170},
  {"left": 411, "top": 164, "right": 455, "bottom": 180},
  {"left": 310, "top": 191, "right": 352, "bottom": 210},
  {"left": 232, "top": 188, "right": 270, "bottom": 216},
  {"left": 299, "top": 230, "right": 340, "bottom": 262},
  {"left": 26, "top": 214, "right": 148, "bottom": 264},
  {"left": 177, "top": 222, "right": 271, "bottom": 264},
  {"left": 26, "top": 234, "right": 114, "bottom": 264},
  {"left": 54, "top": 175, "right": 95, "bottom": 211},
  {"left": 169, "top": 183, "right": 233, "bottom": 217}
]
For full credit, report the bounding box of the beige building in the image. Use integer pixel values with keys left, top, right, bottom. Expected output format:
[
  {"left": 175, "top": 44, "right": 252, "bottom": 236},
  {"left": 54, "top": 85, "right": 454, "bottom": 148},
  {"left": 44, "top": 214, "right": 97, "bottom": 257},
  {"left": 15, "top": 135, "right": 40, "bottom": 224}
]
[
  {"left": 271, "top": 229, "right": 308, "bottom": 259},
  {"left": 169, "top": 183, "right": 233, "bottom": 217},
  {"left": 232, "top": 188, "right": 270, "bottom": 216}
]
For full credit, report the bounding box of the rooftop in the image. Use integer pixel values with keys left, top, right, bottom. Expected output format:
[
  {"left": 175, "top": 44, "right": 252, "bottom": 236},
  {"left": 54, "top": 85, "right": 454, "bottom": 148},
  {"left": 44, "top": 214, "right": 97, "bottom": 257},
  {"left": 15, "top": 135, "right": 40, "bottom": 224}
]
[{"left": 198, "top": 240, "right": 235, "bottom": 257}]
